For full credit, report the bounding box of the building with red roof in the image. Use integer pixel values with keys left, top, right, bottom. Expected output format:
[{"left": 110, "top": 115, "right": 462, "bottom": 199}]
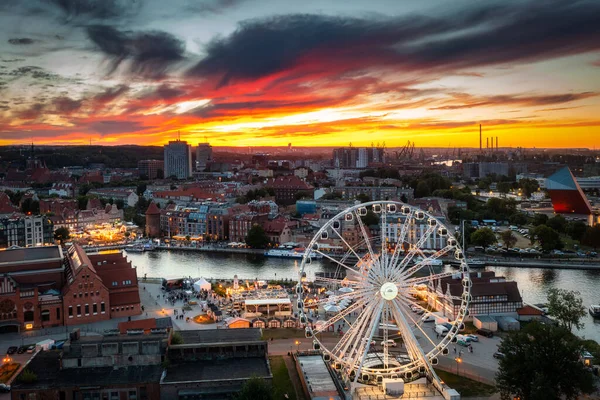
[{"left": 266, "top": 176, "right": 314, "bottom": 205}]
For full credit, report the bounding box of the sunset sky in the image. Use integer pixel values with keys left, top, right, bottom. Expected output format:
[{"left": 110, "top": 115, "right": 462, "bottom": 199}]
[{"left": 0, "top": 0, "right": 599, "bottom": 148}]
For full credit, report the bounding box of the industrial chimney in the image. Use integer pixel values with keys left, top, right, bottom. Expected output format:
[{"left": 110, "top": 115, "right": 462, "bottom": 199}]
[{"left": 479, "top": 125, "right": 482, "bottom": 151}]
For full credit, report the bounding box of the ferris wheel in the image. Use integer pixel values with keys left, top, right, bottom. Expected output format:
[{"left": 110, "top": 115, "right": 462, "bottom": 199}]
[{"left": 297, "top": 201, "right": 472, "bottom": 387}]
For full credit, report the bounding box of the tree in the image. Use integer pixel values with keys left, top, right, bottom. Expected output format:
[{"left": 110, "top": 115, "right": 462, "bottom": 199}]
[
  {"left": 532, "top": 213, "right": 548, "bottom": 226},
  {"left": 53, "top": 227, "right": 70, "bottom": 244},
  {"left": 115, "top": 199, "right": 125, "bottom": 209},
  {"left": 21, "top": 198, "right": 40, "bottom": 215},
  {"left": 355, "top": 193, "right": 371, "bottom": 203},
  {"left": 360, "top": 210, "right": 379, "bottom": 227},
  {"left": 497, "top": 181, "right": 512, "bottom": 196},
  {"left": 496, "top": 322, "right": 594, "bottom": 400},
  {"left": 547, "top": 215, "right": 567, "bottom": 233},
  {"left": 236, "top": 376, "right": 273, "bottom": 400},
  {"left": 532, "top": 225, "right": 562, "bottom": 252},
  {"left": 500, "top": 230, "right": 517, "bottom": 250},
  {"left": 415, "top": 181, "right": 431, "bottom": 198},
  {"left": 518, "top": 178, "right": 540, "bottom": 199},
  {"left": 470, "top": 227, "right": 497, "bottom": 248},
  {"left": 566, "top": 221, "right": 588, "bottom": 242},
  {"left": 509, "top": 213, "right": 528, "bottom": 226},
  {"left": 581, "top": 225, "right": 600, "bottom": 250},
  {"left": 547, "top": 288, "right": 587, "bottom": 331},
  {"left": 245, "top": 225, "right": 270, "bottom": 248}
]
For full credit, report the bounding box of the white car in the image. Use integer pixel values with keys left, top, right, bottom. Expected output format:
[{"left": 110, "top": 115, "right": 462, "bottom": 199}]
[
  {"left": 421, "top": 314, "right": 436, "bottom": 323},
  {"left": 381, "top": 339, "right": 397, "bottom": 347}
]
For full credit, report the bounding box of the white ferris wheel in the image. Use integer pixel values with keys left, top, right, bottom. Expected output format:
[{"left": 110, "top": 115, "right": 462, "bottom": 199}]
[{"left": 297, "top": 201, "right": 472, "bottom": 388}]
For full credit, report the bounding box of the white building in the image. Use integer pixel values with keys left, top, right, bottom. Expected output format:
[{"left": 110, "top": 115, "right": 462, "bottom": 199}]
[
  {"left": 164, "top": 140, "right": 192, "bottom": 179},
  {"left": 196, "top": 143, "right": 213, "bottom": 172},
  {"left": 382, "top": 218, "right": 447, "bottom": 250}
]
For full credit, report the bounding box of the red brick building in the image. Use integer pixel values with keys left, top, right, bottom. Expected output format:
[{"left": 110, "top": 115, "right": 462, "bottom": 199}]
[
  {"left": 0, "top": 244, "right": 140, "bottom": 332},
  {"left": 266, "top": 176, "right": 314, "bottom": 205}
]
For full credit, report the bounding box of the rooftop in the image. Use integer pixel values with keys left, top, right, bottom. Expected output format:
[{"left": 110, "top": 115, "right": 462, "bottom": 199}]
[
  {"left": 11, "top": 351, "right": 163, "bottom": 391},
  {"left": 163, "top": 357, "right": 270, "bottom": 383},
  {"left": 177, "top": 328, "right": 262, "bottom": 345},
  {"left": 0, "top": 246, "right": 62, "bottom": 265}
]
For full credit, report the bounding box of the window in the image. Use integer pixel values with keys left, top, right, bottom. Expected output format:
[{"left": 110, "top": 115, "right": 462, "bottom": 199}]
[
  {"left": 41, "top": 309, "right": 50, "bottom": 322},
  {"left": 93, "top": 303, "right": 97, "bottom": 314},
  {"left": 68, "top": 306, "right": 73, "bottom": 317},
  {"left": 77, "top": 305, "right": 81, "bottom": 316},
  {"left": 128, "top": 390, "right": 137, "bottom": 400},
  {"left": 110, "top": 392, "right": 119, "bottom": 400},
  {"left": 23, "top": 311, "right": 34, "bottom": 322},
  {"left": 56, "top": 308, "right": 60, "bottom": 320},
  {"left": 73, "top": 294, "right": 76, "bottom": 299},
  {"left": 85, "top": 304, "right": 89, "bottom": 315},
  {"left": 101, "top": 302, "right": 105, "bottom": 313}
]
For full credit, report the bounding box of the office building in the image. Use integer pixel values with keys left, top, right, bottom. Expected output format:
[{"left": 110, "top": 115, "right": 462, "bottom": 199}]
[
  {"left": 195, "top": 143, "right": 212, "bottom": 172},
  {"left": 164, "top": 140, "right": 192, "bottom": 179},
  {"left": 138, "top": 159, "right": 164, "bottom": 180},
  {"left": 333, "top": 147, "right": 385, "bottom": 169}
]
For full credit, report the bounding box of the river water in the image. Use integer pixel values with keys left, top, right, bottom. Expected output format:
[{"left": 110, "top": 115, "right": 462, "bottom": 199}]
[{"left": 126, "top": 249, "right": 600, "bottom": 341}]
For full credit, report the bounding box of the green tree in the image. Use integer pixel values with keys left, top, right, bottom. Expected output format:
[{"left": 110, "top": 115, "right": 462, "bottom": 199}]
[
  {"left": 566, "top": 221, "right": 588, "bottom": 242},
  {"left": 500, "top": 230, "right": 517, "bottom": 250},
  {"left": 496, "top": 322, "right": 594, "bottom": 400},
  {"left": 115, "top": 199, "right": 125, "bottom": 209},
  {"left": 355, "top": 193, "right": 371, "bottom": 203},
  {"left": 470, "top": 227, "right": 497, "bottom": 248},
  {"left": 518, "top": 178, "right": 540, "bottom": 199},
  {"left": 547, "top": 288, "right": 587, "bottom": 331},
  {"left": 236, "top": 376, "right": 273, "bottom": 400},
  {"left": 245, "top": 225, "right": 270, "bottom": 248},
  {"left": 21, "top": 198, "right": 40, "bottom": 215},
  {"left": 581, "top": 225, "right": 600, "bottom": 250},
  {"left": 532, "top": 225, "right": 562, "bottom": 252},
  {"left": 53, "top": 227, "right": 70, "bottom": 245},
  {"left": 170, "top": 332, "right": 184, "bottom": 345},
  {"left": 415, "top": 181, "right": 430, "bottom": 197},
  {"left": 497, "top": 181, "right": 512, "bottom": 196},
  {"left": 360, "top": 210, "right": 379, "bottom": 227},
  {"left": 532, "top": 213, "right": 548, "bottom": 226},
  {"left": 509, "top": 213, "right": 528, "bottom": 226},
  {"left": 547, "top": 215, "right": 567, "bottom": 233}
]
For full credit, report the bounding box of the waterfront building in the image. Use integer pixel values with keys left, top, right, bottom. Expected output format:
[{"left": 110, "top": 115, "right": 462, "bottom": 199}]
[
  {"left": 266, "top": 176, "right": 314, "bottom": 205},
  {"left": 49, "top": 200, "right": 123, "bottom": 232},
  {"left": 427, "top": 271, "right": 523, "bottom": 320},
  {"left": 152, "top": 187, "right": 218, "bottom": 207},
  {"left": 87, "top": 188, "right": 139, "bottom": 207},
  {"left": 145, "top": 202, "right": 161, "bottom": 237},
  {"left": 11, "top": 330, "right": 168, "bottom": 400},
  {"left": 138, "top": 159, "right": 164, "bottom": 180},
  {"left": 0, "top": 215, "right": 53, "bottom": 248},
  {"left": 338, "top": 185, "right": 413, "bottom": 201},
  {"left": 228, "top": 213, "right": 268, "bottom": 243},
  {"left": 195, "top": 142, "right": 213, "bottom": 172},
  {"left": 546, "top": 166, "right": 593, "bottom": 217},
  {"left": 164, "top": 140, "right": 192, "bottom": 179},
  {"left": 0, "top": 244, "right": 140, "bottom": 332},
  {"left": 161, "top": 329, "right": 271, "bottom": 398}
]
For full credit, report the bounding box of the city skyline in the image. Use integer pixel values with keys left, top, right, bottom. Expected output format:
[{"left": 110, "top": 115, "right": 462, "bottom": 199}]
[{"left": 0, "top": 0, "right": 599, "bottom": 148}]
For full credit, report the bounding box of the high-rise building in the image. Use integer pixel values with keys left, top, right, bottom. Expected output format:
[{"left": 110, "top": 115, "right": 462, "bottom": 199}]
[
  {"left": 164, "top": 140, "right": 192, "bottom": 179},
  {"left": 196, "top": 143, "right": 213, "bottom": 172},
  {"left": 138, "top": 159, "right": 164, "bottom": 179},
  {"left": 332, "top": 147, "right": 385, "bottom": 168}
]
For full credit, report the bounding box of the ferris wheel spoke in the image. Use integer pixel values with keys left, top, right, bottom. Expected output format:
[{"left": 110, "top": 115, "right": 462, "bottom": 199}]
[
  {"left": 395, "top": 299, "right": 438, "bottom": 349},
  {"left": 388, "top": 224, "right": 437, "bottom": 281},
  {"left": 330, "top": 225, "right": 366, "bottom": 262},
  {"left": 314, "top": 250, "right": 379, "bottom": 287},
  {"left": 396, "top": 245, "right": 454, "bottom": 281},
  {"left": 380, "top": 207, "right": 388, "bottom": 278},
  {"left": 386, "top": 209, "right": 414, "bottom": 272},
  {"left": 335, "top": 299, "right": 379, "bottom": 363},
  {"left": 354, "top": 209, "right": 381, "bottom": 273},
  {"left": 313, "top": 297, "right": 369, "bottom": 334},
  {"left": 352, "top": 301, "right": 385, "bottom": 382},
  {"left": 313, "top": 276, "right": 358, "bottom": 286},
  {"left": 398, "top": 271, "right": 455, "bottom": 288}
]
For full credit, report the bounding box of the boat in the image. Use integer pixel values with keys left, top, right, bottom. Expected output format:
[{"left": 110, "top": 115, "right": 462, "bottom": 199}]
[
  {"left": 264, "top": 248, "right": 323, "bottom": 259},
  {"left": 414, "top": 257, "right": 443, "bottom": 266},
  {"left": 125, "top": 244, "right": 145, "bottom": 253},
  {"left": 589, "top": 305, "right": 600, "bottom": 318},
  {"left": 468, "top": 259, "right": 486, "bottom": 268}
]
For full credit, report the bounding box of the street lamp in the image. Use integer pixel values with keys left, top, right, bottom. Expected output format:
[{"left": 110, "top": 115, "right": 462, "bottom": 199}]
[
  {"left": 454, "top": 357, "right": 462, "bottom": 376},
  {"left": 2, "top": 356, "right": 12, "bottom": 365},
  {"left": 295, "top": 340, "right": 300, "bottom": 353}
]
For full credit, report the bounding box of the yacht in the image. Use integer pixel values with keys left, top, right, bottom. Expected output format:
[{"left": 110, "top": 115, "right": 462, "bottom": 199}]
[
  {"left": 589, "top": 305, "right": 600, "bottom": 318},
  {"left": 264, "top": 248, "right": 323, "bottom": 259},
  {"left": 125, "top": 244, "right": 145, "bottom": 253},
  {"left": 468, "top": 259, "right": 486, "bottom": 268},
  {"left": 414, "top": 257, "right": 443, "bottom": 266}
]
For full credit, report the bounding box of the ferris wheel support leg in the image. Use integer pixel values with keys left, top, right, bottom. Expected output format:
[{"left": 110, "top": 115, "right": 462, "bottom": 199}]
[
  {"left": 389, "top": 299, "right": 459, "bottom": 399},
  {"left": 352, "top": 301, "right": 384, "bottom": 385}
]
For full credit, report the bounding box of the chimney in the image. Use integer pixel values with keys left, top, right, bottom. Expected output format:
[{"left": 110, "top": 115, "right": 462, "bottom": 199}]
[
  {"left": 496, "top": 136, "right": 499, "bottom": 150},
  {"left": 491, "top": 137, "right": 494, "bottom": 150},
  {"left": 486, "top": 137, "right": 489, "bottom": 149},
  {"left": 479, "top": 125, "right": 482, "bottom": 151}
]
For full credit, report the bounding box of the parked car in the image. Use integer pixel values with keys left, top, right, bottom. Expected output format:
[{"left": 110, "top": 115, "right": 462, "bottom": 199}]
[
  {"left": 421, "top": 314, "right": 436, "bottom": 323},
  {"left": 493, "top": 351, "right": 505, "bottom": 359},
  {"left": 26, "top": 345, "right": 35, "bottom": 353},
  {"left": 466, "top": 334, "right": 479, "bottom": 342},
  {"left": 6, "top": 346, "right": 17, "bottom": 355},
  {"left": 457, "top": 338, "right": 469, "bottom": 347},
  {"left": 435, "top": 324, "right": 449, "bottom": 336},
  {"left": 17, "top": 346, "right": 27, "bottom": 354},
  {"left": 381, "top": 339, "right": 397, "bottom": 347},
  {"left": 0, "top": 383, "right": 10, "bottom": 393},
  {"left": 476, "top": 328, "right": 494, "bottom": 338}
]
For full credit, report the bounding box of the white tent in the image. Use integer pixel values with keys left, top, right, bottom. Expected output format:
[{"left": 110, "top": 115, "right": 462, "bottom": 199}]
[
  {"left": 339, "top": 287, "right": 354, "bottom": 293},
  {"left": 325, "top": 290, "right": 335, "bottom": 296},
  {"left": 324, "top": 304, "right": 342, "bottom": 313},
  {"left": 193, "top": 278, "right": 211, "bottom": 292}
]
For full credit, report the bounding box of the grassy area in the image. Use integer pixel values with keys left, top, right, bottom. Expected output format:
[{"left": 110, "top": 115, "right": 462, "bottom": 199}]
[
  {"left": 0, "top": 363, "right": 21, "bottom": 384},
  {"left": 435, "top": 369, "right": 496, "bottom": 397},
  {"left": 262, "top": 329, "right": 306, "bottom": 340},
  {"left": 269, "top": 356, "right": 298, "bottom": 400}
]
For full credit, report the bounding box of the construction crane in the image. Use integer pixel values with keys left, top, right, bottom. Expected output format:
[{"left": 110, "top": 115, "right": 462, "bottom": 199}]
[{"left": 395, "top": 140, "right": 415, "bottom": 160}]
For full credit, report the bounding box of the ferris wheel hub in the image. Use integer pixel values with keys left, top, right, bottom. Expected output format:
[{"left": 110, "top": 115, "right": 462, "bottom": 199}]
[{"left": 380, "top": 282, "right": 398, "bottom": 301}]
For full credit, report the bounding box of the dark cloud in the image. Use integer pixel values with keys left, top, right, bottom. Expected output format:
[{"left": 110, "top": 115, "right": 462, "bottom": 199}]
[
  {"left": 46, "top": 0, "right": 139, "bottom": 20},
  {"left": 188, "top": 98, "right": 336, "bottom": 118},
  {"left": 430, "top": 92, "right": 597, "bottom": 110},
  {"left": 139, "top": 85, "right": 186, "bottom": 100},
  {"left": 86, "top": 25, "right": 186, "bottom": 79},
  {"left": 54, "top": 96, "right": 82, "bottom": 113},
  {"left": 7, "top": 66, "right": 61, "bottom": 81},
  {"left": 89, "top": 120, "right": 149, "bottom": 135},
  {"left": 15, "top": 103, "right": 46, "bottom": 120},
  {"left": 185, "top": 0, "right": 247, "bottom": 16},
  {"left": 93, "top": 84, "right": 129, "bottom": 104},
  {"left": 188, "top": 1, "right": 600, "bottom": 86},
  {"left": 8, "top": 38, "right": 36, "bottom": 45}
]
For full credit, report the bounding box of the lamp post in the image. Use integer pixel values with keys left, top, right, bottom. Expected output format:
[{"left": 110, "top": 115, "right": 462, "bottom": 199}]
[
  {"left": 295, "top": 340, "right": 300, "bottom": 353},
  {"left": 455, "top": 356, "right": 462, "bottom": 376}
]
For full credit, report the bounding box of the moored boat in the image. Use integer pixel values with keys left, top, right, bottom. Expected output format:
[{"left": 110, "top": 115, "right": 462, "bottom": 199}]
[
  {"left": 264, "top": 248, "right": 323, "bottom": 259},
  {"left": 589, "top": 305, "right": 600, "bottom": 318}
]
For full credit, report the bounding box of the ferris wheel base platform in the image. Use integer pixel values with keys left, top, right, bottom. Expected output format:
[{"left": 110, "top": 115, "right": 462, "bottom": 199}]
[{"left": 352, "top": 377, "right": 460, "bottom": 399}]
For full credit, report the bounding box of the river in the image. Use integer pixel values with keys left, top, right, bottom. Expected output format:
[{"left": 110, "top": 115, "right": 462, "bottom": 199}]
[{"left": 126, "top": 249, "right": 600, "bottom": 341}]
